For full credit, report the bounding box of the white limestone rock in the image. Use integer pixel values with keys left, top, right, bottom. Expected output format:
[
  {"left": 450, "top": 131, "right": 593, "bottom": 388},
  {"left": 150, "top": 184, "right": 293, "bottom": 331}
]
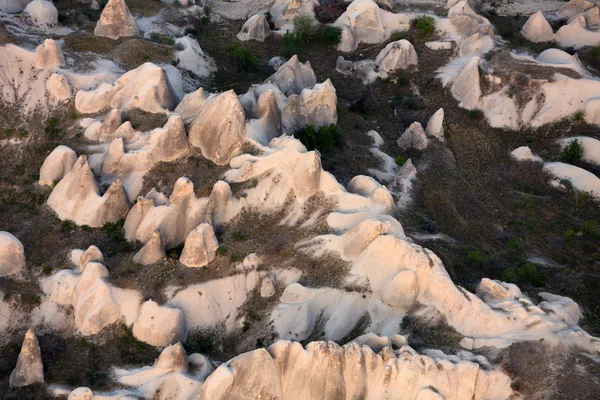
[
  {"left": 35, "top": 39, "right": 65, "bottom": 69},
  {"left": 451, "top": 56, "right": 481, "bottom": 110},
  {"left": 521, "top": 10, "right": 555, "bottom": 43},
  {"left": 374, "top": 39, "right": 418, "bottom": 72},
  {"left": 94, "top": 0, "right": 139, "bottom": 40},
  {"left": 179, "top": 223, "right": 219, "bottom": 268},
  {"left": 9, "top": 329, "right": 44, "bottom": 387},
  {"left": 188, "top": 90, "right": 247, "bottom": 165},
  {"left": 261, "top": 276, "right": 276, "bottom": 297},
  {"left": 75, "top": 63, "right": 176, "bottom": 114},
  {"left": 269, "top": 56, "right": 286, "bottom": 71},
  {"left": 84, "top": 108, "right": 122, "bottom": 141},
  {"left": 270, "top": 0, "right": 318, "bottom": 30},
  {"left": 264, "top": 55, "right": 317, "bottom": 96},
  {"left": 133, "top": 300, "right": 187, "bottom": 346},
  {"left": 397, "top": 122, "right": 429, "bottom": 151},
  {"left": 426, "top": 108, "right": 444, "bottom": 139},
  {"left": 39, "top": 145, "right": 77, "bottom": 186},
  {"left": 282, "top": 79, "right": 338, "bottom": 133},
  {"left": 133, "top": 230, "right": 165, "bottom": 265},
  {"left": 557, "top": 0, "right": 594, "bottom": 19},
  {"left": 336, "top": 56, "right": 385, "bottom": 85},
  {"left": 68, "top": 387, "right": 94, "bottom": 400},
  {"left": 78, "top": 245, "right": 104, "bottom": 271},
  {"left": 24, "top": 0, "right": 58, "bottom": 25},
  {"left": 246, "top": 89, "right": 282, "bottom": 144},
  {"left": 510, "top": 146, "right": 543, "bottom": 163},
  {"left": 0, "top": 232, "right": 25, "bottom": 277},
  {"left": 174, "top": 36, "right": 217, "bottom": 78},
  {"left": 46, "top": 73, "right": 72, "bottom": 101},
  {"left": 174, "top": 87, "right": 210, "bottom": 122},
  {"left": 237, "top": 14, "right": 271, "bottom": 42},
  {"left": 154, "top": 342, "right": 189, "bottom": 372},
  {"left": 47, "top": 156, "right": 130, "bottom": 228}
]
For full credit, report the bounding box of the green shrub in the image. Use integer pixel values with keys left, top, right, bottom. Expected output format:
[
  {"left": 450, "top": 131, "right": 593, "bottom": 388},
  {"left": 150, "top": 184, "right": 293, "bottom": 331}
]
[
  {"left": 465, "top": 250, "right": 486, "bottom": 268},
  {"left": 45, "top": 117, "right": 61, "bottom": 136},
  {"left": 42, "top": 266, "right": 53, "bottom": 275},
  {"left": 227, "top": 45, "right": 259, "bottom": 72},
  {"left": 296, "top": 124, "right": 340, "bottom": 152},
  {"left": 101, "top": 218, "right": 126, "bottom": 241},
  {"left": 390, "top": 31, "right": 407, "bottom": 41},
  {"left": 395, "top": 156, "right": 406, "bottom": 166},
  {"left": 414, "top": 15, "right": 435, "bottom": 36},
  {"left": 508, "top": 237, "right": 524, "bottom": 254},
  {"left": 231, "top": 232, "right": 248, "bottom": 242},
  {"left": 581, "top": 220, "right": 598, "bottom": 236},
  {"left": 293, "top": 15, "right": 318, "bottom": 43},
  {"left": 395, "top": 69, "right": 409, "bottom": 85},
  {"left": 572, "top": 110, "right": 585, "bottom": 121},
  {"left": 216, "top": 246, "right": 228, "bottom": 256},
  {"left": 321, "top": 25, "right": 342, "bottom": 46},
  {"left": 468, "top": 109, "right": 484, "bottom": 120},
  {"left": 560, "top": 139, "right": 584, "bottom": 163},
  {"left": 563, "top": 226, "right": 576, "bottom": 239},
  {"left": 283, "top": 31, "right": 300, "bottom": 57},
  {"left": 502, "top": 263, "right": 546, "bottom": 287},
  {"left": 61, "top": 220, "right": 76, "bottom": 232},
  {"left": 591, "top": 46, "right": 600, "bottom": 58}
]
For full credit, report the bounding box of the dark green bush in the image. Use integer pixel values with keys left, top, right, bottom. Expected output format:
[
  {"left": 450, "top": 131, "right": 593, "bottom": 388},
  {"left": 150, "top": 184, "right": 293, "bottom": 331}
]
[
  {"left": 226, "top": 45, "right": 259, "bottom": 72},
  {"left": 414, "top": 15, "right": 435, "bottom": 36},
  {"left": 321, "top": 25, "right": 342, "bottom": 46},
  {"left": 468, "top": 109, "right": 484, "bottom": 120},
  {"left": 503, "top": 263, "right": 547, "bottom": 287},
  {"left": 283, "top": 31, "right": 300, "bottom": 57},
  {"left": 293, "top": 15, "right": 318, "bottom": 43},
  {"left": 296, "top": 124, "right": 340, "bottom": 152},
  {"left": 560, "top": 139, "right": 584, "bottom": 163},
  {"left": 389, "top": 31, "right": 407, "bottom": 41},
  {"left": 395, "top": 156, "right": 406, "bottom": 166}
]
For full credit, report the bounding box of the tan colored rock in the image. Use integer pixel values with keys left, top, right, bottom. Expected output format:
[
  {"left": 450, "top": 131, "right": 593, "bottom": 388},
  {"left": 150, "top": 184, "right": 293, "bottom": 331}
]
[
  {"left": 9, "top": 329, "right": 44, "bottom": 387},
  {"left": 94, "top": 0, "right": 139, "bottom": 40},
  {"left": 35, "top": 39, "right": 65, "bottom": 69},
  {"left": 133, "top": 230, "right": 165, "bottom": 265},
  {"left": 0, "top": 232, "right": 25, "bottom": 277},
  {"left": 179, "top": 223, "right": 219, "bottom": 268},
  {"left": 39, "top": 145, "right": 77, "bottom": 186},
  {"left": 237, "top": 14, "right": 271, "bottom": 42},
  {"left": 133, "top": 300, "right": 187, "bottom": 346},
  {"left": 397, "top": 122, "right": 429, "bottom": 151}
]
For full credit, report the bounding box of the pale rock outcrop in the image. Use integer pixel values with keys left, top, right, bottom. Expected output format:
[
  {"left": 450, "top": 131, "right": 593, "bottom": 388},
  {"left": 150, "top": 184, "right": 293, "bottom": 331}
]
[
  {"left": 46, "top": 73, "right": 72, "bottom": 101},
  {"left": 0, "top": 232, "right": 26, "bottom": 277},
  {"left": 75, "top": 63, "right": 176, "bottom": 114},
  {"left": 154, "top": 342, "right": 189, "bottom": 372},
  {"left": 261, "top": 276, "right": 276, "bottom": 297},
  {"left": 269, "top": 56, "right": 286, "bottom": 71},
  {"left": 426, "top": 108, "right": 444, "bottom": 139},
  {"left": 78, "top": 245, "right": 104, "bottom": 271},
  {"left": 451, "top": 56, "right": 481, "bottom": 110},
  {"left": 374, "top": 39, "right": 418, "bottom": 72},
  {"left": 246, "top": 89, "right": 283, "bottom": 144},
  {"left": 333, "top": 0, "right": 412, "bottom": 52},
  {"left": 521, "top": 10, "right": 555, "bottom": 43},
  {"left": 336, "top": 56, "right": 386, "bottom": 85},
  {"left": 347, "top": 177, "right": 395, "bottom": 213},
  {"left": 510, "top": 146, "right": 543, "bottom": 163},
  {"left": 133, "top": 300, "right": 187, "bottom": 346},
  {"left": 282, "top": 79, "right": 338, "bottom": 133},
  {"left": 174, "top": 36, "right": 217, "bottom": 78},
  {"left": 91, "top": 0, "right": 99, "bottom": 10},
  {"left": 544, "top": 162, "right": 600, "bottom": 200},
  {"left": 35, "top": 39, "right": 65, "bottom": 69},
  {"left": 476, "top": 278, "right": 521, "bottom": 303},
  {"left": 206, "top": 180, "right": 236, "bottom": 226},
  {"left": 9, "top": 329, "right": 44, "bottom": 387},
  {"left": 39, "top": 145, "right": 77, "bottom": 186},
  {"left": 448, "top": 1, "right": 493, "bottom": 37},
  {"left": 237, "top": 14, "right": 271, "bottom": 42},
  {"left": 199, "top": 341, "right": 513, "bottom": 400},
  {"left": 240, "top": 253, "right": 261, "bottom": 271},
  {"left": 0, "top": 0, "right": 28, "bottom": 12},
  {"left": 179, "top": 223, "right": 219, "bottom": 268},
  {"left": 264, "top": 55, "right": 317, "bottom": 96},
  {"left": 397, "top": 122, "right": 429, "bottom": 151},
  {"left": 188, "top": 90, "right": 247, "bottom": 165},
  {"left": 557, "top": 137, "right": 600, "bottom": 165},
  {"left": 133, "top": 230, "right": 165, "bottom": 265},
  {"left": 459, "top": 31, "right": 494, "bottom": 58},
  {"left": 68, "top": 387, "right": 94, "bottom": 400},
  {"left": 47, "top": 156, "right": 130, "bottom": 227},
  {"left": 556, "top": 0, "right": 594, "bottom": 19},
  {"left": 555, "top": 14, "right": 600, "bottom": 48},
  {"left": 24, "top": 0, "right": 58, "bottom": 25},
  {"left": 94, "top": 0, "right": 139, "bottom": 40},
  {"left": 174, "top": 87, "right": 210, "bottom": 122},
  {"left": 84, "top": 108, "right": 122, "bottom": 141},
  {"left": 270, "top": 0, "right": 319, "bottom": 30}
]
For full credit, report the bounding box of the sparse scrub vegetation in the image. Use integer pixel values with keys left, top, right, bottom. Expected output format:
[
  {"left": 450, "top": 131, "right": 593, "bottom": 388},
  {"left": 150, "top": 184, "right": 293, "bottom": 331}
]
[
  {"left": 560, "top": 139, "right": 583, "bottom": 163},
  {"left": 395, "top": 156, "right": 406, "bottom": 166},
  {"left": 502, "top": 263, "right": 547, "bottom": 287},
  {"left": 321, "top": 25, "right": 342, "bottom": 46},
  {"left": 293, "top": 15, "right": 318, "bottom": 43},
  {"left": 226, "top": 45, "right": 259, "bottom": 72},
  {"left": 295, "top": 124, "right": 341, "bottom": 152},
  {"left": 414, "top": 15, "right": 435, "bottom": 36},
  {"left": 283, "top": 31, "right": 300, "bottom": 57},
  {"left": 572, "top": 110, "right": 585, "bottom": 121},
  {"left": 468, "top": 109, "right": 484, "bottom": 120},
  {"left": 390, "top": 31, "right": 408, "bottom": 41}
]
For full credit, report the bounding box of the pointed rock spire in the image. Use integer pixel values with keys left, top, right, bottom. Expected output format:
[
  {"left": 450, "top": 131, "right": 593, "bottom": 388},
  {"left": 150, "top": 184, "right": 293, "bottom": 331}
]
[
  {"left": 94, "top": 0, "right": 139, "bottom": 40},
  {"left": 9, "top": 329, "right": 44, "bottom": 387}
]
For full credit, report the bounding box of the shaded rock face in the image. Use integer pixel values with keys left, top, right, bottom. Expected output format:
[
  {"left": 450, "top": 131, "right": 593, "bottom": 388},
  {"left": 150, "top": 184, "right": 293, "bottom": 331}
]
[
  {"left": 237, "top": 14, "right": 271, "bottom": 42},
  {"left": 9, "top": 329, "right": 44, "bottom": 387},
  {"left": 521, "top": 10, "right": 554, "bottom": 43},
  {"left": 264, "top": 55, "right": 317, "bottom": 96},
  {"left": 94, "top": 0, "right": 139, "bottom": 40},
  {"left": 0, "top": 231, "right": 26, "bottom": 277},
  {"left": 188, "top": 90, "right": 247, "bottom": 165}
]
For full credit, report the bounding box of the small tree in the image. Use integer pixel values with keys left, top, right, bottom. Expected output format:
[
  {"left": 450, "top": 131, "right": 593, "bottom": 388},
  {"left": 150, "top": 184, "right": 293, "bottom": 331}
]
[
  {"left": 293, "top": 15, "right": 318, "bottom": 43},
  {"left": 226, "top": 45, "right": 259, "bottom": 72},
  {"left": 414, "top": 15, "right": 435, "bottom": 36},
  {"left": 321, "top": 25, "right": 342, "bottom": 46},
  {"left": 283, "top": 31, "right": 300, "bottom": 57},
  {"left": 560, "top": 139, "right": 584, "bottom": 163},
  {"left": 296, "top": 124, "right": 340, "bottom": 152}
]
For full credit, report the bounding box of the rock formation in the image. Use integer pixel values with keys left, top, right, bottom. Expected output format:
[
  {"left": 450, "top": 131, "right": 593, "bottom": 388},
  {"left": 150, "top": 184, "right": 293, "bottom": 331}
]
[
  {"left": 133, "top": 300, "right": 187, "bottom": 346},
  {"left": 179, "top": 223, "right": 219, "bottom": 268},
  {"left": 426, "top": 108, "right": 444, "bottom": 139},
  {"left": 9, "top": 329, "right": 44, "bottom": 387},
  {"left": 397, "top": 122, "right": 429, "bottom": 151},
  {"left": 264, "top": 55, "right": 317, "bottom": 96},
  {"left": 188, "top": 90, "right": 247, "bottom": 165},
  {"left": 133, "top": 230, "right": 165, "bottom": 265},
  {"left": 24, "top": 0, "right": 58, "bottom": 25},
  {"left": 237, "top": 14, "right": 271, "bottom": 42},
  {"left": 374, "top": 39, "right": 418, "bottom": 71},
  {"left": 94, "top": 0, "right": 139, "bottom": 40},
  {"left": 282, "top": 79, "right": 338, "bottom": 133},
  {"left": 39, "top": 146, "right": 77, "bottom": 186},
  {"left": 0, "top": 232, "right": 25, "bottom": 277},
  {"left": 521, "top": 10, "right": 555, "bottom": 43}
]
